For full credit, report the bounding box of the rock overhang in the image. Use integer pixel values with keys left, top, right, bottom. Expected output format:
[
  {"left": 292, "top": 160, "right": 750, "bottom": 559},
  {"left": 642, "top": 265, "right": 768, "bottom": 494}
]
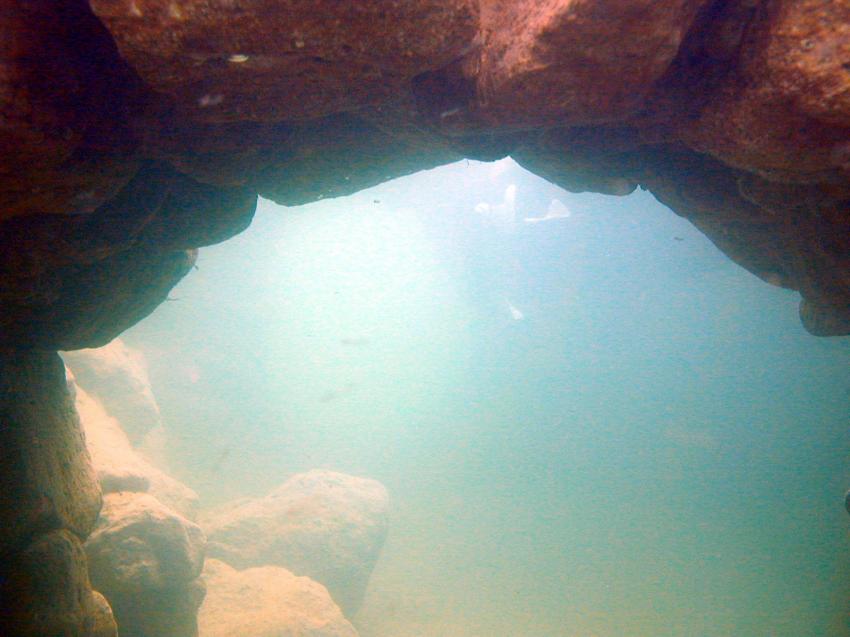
[{"left": 0, "top": 0, "right": 848, "bottom": 347}]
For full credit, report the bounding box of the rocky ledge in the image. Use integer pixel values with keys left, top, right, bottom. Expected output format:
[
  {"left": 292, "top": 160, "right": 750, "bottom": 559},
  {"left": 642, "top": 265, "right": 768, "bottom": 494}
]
[{"left": 0, "top": 0, "right": 848, "bottom": 343}]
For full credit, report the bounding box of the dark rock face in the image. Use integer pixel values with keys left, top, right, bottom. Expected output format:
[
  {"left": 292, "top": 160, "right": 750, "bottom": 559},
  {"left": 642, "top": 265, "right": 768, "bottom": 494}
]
[
  {"left": 0, "top": 161, "right": 256, "bottom": 349},
  {"left": 0, "top": 529, "right": 117, "bottom": 637},
  {"left": 0, "top": 0, "right": 848, "bottom": 342},
  {"left": 0, "top": 350, "right": 114, "bottom": 637},
  {"left": 0, "top": 351, "right": 101, "bottom": 556}
]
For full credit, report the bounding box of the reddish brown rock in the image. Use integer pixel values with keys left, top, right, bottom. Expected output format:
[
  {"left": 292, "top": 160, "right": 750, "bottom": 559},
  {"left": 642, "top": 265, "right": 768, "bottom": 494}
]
[
  {"left": 0, "top": 0, "right": 846, "bottom": 353},
  {"left": 679, "top": 0, "right": 850, "bottom": 182},
  {"left": 467, "top": 0, "right": 709, "bottom": 130},
  {"left": 89, "top": 0, "right": 478, "bottom": 123},
  {"left": 0, "top": 0, "right": 144, "bottom": 221}
]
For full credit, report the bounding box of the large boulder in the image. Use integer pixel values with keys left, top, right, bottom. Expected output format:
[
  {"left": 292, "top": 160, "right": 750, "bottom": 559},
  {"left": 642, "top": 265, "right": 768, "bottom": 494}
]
[
  {"left": 203, "top": 470, "right": 389, "bottom": 614},
  {"left": 679, "top": 0, "right": 850, "bottom": 182},
  {"left": 199, "top": 558, "right": 358, "bottom": 637},
  {"left": 470, "top": 0, "right": 709, "bottom": 129},
  {"left": 85, "top": 492, "right": 206, "bottom": 637},
  {"left": 62, "top": 338, "right": 162, "bottom": 444},
  {"left": 91, "top": 591, "right": 120, "bottom": 637},
  {"left": 85, "top": 492, "right": 205, "bottom": 594}
]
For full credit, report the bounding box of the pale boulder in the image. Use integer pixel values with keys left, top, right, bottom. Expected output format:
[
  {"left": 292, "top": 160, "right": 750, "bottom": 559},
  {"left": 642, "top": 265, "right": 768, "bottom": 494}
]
[
  {"left": 204, "top": 470, "right": 389, "bottom": 614},
  {"left": 73, "top": 380, "right": 199, "bottom": 520},
  {"left": 86, "top": 492, "right": 205, "bottom": 594},
  {"left": 62, "top": 338, "right": 162, "bottom": 444},
  {"left": 85, "top": 492, "right": 207, "bottom": 637},
  {"left": 199, "top": 558, "right": 358, "bottom": 637}
]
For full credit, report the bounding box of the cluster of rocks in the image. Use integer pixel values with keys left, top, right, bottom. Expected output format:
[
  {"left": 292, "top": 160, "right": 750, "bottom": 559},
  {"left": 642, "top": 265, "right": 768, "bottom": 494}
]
[
  {"left": 1, "top": 0, "right": 849, "bottom": 351},
  {"left": 61, "top": 338, "right": 389, "bottom": 637}
]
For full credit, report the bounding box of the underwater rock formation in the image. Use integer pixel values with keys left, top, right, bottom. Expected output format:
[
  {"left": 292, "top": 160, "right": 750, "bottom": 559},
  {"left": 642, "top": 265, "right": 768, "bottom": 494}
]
[
  {"left": 203, "top": 469, "right": 389, "bottom": 615},
  {"left": 1, "top": 1, "right": 849, "bottom": 632},
  {"left": 199, "top": 558, "right": 359, "bottom": 637},
  {"left": 0, "top": 529, "right": 117, "bottom": 637},
  {"left": 70, "top": 367, "right": 200, "bottom": 519},
  {"left": 0, "top": 351, "right": 114, "bottom": 636},
  {"left": 0, "top": 352, "right": 102, "bottom": 554},
  {"left": 63, "top": 338, "right": 163, "bottom": 445},
  {"left": 0, "top": 0, "right": 848, "bottom": 345},
  {"left": 85, "top": 491, "right": 207, "bottom": 637}
]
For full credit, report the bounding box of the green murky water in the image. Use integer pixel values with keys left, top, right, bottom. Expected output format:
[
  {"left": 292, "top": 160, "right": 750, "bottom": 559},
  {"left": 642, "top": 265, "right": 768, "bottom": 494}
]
[{"left": 125, "top": 159, "right": 850, "bottom": 636}]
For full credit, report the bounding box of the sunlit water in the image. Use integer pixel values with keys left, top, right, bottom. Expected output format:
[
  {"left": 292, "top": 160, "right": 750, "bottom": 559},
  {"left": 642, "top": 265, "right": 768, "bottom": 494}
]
[{"left": 124, "top": 159, "right": 850, "bottom": 637}]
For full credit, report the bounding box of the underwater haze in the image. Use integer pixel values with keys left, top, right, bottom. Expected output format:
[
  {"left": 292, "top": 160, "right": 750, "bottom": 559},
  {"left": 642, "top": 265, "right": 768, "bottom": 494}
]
[{"left": 124, "top": 159, "right": 850, "bottom": 637}]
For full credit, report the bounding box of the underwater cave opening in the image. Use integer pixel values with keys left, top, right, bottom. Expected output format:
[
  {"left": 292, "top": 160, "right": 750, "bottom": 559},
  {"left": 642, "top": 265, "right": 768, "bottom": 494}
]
[{"left": 79, "top": 158, "right": 850, "bottom": 637}]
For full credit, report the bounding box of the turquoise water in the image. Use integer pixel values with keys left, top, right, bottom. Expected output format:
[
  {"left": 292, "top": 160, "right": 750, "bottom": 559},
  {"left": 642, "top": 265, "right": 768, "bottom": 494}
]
[{"left": 125, "top": 159, "right": 850, "bottom": 636}]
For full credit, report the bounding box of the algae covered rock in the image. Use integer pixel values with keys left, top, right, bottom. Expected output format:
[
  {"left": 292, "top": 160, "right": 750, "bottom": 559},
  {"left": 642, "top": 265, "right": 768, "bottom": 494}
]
[
  {"left": 199, "top": 558, "right": 358, "bottom": 637},
  {"left": 204, "top": 469, "right": 389, "bottom": 614}
]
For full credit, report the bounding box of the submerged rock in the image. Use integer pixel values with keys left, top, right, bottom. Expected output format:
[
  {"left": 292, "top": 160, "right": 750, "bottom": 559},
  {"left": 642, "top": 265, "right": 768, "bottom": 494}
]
[
  {"left": 86, "top": 492, "right": 205, "bottom": 594},
  {"left": 73, "top": 378, "right": 199, "bottom": 519},
  {"left": 85, "top": 492, "right": 207, "bottom": 637},
  {"left": 62, "top": 338, "right": 162, "bottom": 445},
  {"left": 199, "top": 558, "right": 358, "bottom": 637},
  {"left": 0, "top": 352, "right": 102, "bottom": 556},
  {"left": 203, "top": 469, "right": 389, "bottom": 614},
  {"left": 109, "top": 579, "right": 207, "bottom": 637},
  {"left": 75, "top": 381, "right": 151, "bottom": 493},
  {"left": 91, "top": 591, "right": 120, "bottom": 637},
  {"left": 0, "top": 529, "right": 117, "bottom": 637}
]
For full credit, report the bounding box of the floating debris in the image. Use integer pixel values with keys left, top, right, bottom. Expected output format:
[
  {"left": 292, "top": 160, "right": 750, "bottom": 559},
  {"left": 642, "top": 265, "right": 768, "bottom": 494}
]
[{"left": 524, "top": 198, "right": 572, "bottom": 224}]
